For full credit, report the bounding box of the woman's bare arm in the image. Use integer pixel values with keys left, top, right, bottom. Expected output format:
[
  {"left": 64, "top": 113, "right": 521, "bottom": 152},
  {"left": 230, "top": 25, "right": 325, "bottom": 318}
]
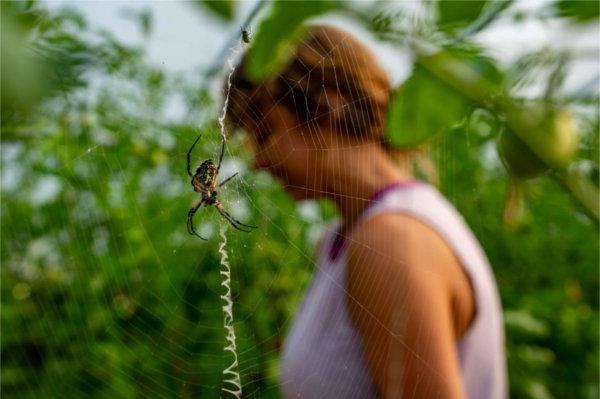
[{"left": 347, "top": 213, "right": 474, "bottom": 398}]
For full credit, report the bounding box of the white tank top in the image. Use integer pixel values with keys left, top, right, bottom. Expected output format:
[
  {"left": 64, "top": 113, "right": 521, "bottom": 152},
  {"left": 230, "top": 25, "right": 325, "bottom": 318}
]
[{"left": 279, "top": 181, "right": 507, "bottom": 398}]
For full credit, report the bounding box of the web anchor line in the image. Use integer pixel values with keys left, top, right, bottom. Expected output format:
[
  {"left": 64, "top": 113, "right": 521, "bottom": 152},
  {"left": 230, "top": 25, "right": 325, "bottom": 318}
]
[
  {"left": 214, "top": 27, "right": 251, "bottom": 399},
  {"left": 219, "top": 225, "right": 242, "bottom": 398},
  {"left": 218, "top": 56, "right": 236, "bottom": 148}
]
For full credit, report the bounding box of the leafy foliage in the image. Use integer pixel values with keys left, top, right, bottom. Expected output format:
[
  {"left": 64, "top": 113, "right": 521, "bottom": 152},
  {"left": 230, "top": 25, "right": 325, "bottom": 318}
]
[
  {"left": 555, "top": 0, "right": 599, "bottom": 22},
  {"left": 386, "top": 64, "right": 469, "bottom": 147},
  {"left": 1, "top": 1, "right": 598, "bottom": 399},
  {"left": 1, "top": 2, "right": 93, "bottom": 123},
  {"left": 245, "top": 0, "right": 341, "bottom": 82},
  {"left": 437, "top": 0, "right": 488, "bottom": 30},
  {"left": 198, "top": 0, "right": 236, "bottom": 22},
  {"left": 387, "top": 48, "right": 503, "bottom": 147}
]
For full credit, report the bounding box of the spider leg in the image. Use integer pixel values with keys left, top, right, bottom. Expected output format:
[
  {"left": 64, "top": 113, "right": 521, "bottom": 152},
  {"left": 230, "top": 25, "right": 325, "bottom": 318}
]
[
  {"left": 220, "top": 205, "right": 258, "bottom": 229},
  {"left": 215, "top": 203, "right": 257, "bottom": 232},
  {"left": 187, "top": 135, "right": 201, "bottom": 177},
  {"left": 218, "top": 172, "right": 238, "bottom": 188},
  {"left": 187, "top": 199, "right": 207, "bottom": 240},
  {"left": 220, "top": 213, "right": 252, "bottom": 232}
]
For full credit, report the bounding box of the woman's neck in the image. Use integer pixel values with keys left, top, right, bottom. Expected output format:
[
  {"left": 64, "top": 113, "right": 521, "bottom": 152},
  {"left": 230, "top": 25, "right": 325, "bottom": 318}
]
[{"left": 323, "top": 140, "right": 414, "bottom": 233}]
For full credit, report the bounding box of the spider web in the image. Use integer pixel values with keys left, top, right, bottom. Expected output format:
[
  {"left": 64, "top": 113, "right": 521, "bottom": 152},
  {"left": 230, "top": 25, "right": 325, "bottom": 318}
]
[{"left": 2, "top": 1, "right": 599, "bottom": 399}]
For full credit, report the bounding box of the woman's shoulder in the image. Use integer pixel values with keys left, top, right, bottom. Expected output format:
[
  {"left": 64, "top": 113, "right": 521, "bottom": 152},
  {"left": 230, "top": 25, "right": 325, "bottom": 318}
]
[
  {"left": 348, "top": 211, "right": 457, "bottom": 279},
  {"left": 359, "top": 182, "right": 482, "bottom": 264},
  {"left": 347, "top": 211, "right": 476, "bottom": 338}
]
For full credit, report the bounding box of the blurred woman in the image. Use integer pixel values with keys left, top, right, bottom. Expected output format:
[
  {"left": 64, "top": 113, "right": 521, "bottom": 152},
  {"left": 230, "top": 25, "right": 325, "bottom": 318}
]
[{"left": 225, "top": 25, "right": 507, "bottom": 399}]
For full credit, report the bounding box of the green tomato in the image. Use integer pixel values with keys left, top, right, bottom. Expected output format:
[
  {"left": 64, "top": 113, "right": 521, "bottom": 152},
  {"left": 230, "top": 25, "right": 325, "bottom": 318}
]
[
  {"left": 503, "top": 106, "right": 580, "bottom": 172},
  {"left": 543, "top": 109, "right": 580, "bottom": 169}
]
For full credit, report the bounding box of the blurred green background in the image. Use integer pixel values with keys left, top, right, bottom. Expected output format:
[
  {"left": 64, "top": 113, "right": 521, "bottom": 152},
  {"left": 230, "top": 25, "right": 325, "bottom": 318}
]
[{"left": 1, "top": 1, "right": 598, "bottom": 398}]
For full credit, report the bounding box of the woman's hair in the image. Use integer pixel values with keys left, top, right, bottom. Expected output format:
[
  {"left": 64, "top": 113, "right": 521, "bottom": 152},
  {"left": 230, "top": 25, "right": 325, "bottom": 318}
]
[
  {"left": 225, "top": 24, "right": 438, "bottom": 184},
  {"left": 226, "top": 24, "right": 391, "bottom": 144}
]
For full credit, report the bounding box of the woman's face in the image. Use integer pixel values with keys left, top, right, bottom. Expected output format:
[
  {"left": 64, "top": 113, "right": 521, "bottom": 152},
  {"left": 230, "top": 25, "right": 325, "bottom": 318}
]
[{"left": 247, "top": 104, "right": 324, "bottom": 201}]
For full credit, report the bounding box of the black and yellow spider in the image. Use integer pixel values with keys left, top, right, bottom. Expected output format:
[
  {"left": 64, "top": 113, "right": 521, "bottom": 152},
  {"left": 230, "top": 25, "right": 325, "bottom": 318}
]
[{"left": 186, "top": 135, "right": 256, "bottom": 240}]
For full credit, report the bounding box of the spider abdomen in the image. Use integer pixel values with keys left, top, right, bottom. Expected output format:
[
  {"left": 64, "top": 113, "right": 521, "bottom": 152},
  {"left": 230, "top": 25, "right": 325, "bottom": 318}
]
[{"left": 193, "top": 159, "right": 217, "bottom": 190}]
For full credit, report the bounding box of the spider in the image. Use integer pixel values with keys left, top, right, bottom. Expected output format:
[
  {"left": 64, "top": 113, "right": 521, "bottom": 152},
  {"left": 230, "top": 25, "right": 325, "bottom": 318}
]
[{"left": 186, "top": 135, "right": 256, "bottom": 240}]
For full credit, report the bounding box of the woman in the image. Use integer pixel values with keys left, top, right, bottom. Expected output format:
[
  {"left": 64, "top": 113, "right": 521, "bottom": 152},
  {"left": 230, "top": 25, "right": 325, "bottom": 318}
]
[{"left": 226, "top": 25, "right": 507, "bottom": 399}]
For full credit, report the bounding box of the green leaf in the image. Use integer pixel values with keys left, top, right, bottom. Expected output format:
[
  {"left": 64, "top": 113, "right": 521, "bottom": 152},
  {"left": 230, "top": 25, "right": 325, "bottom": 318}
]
[
  {"left": 386, "top": 64, "right": 469, "bottom": 147},
  {"left": 386, "top": 49, "right": 503, "bottom": 148},
  {"left": 555, "top": 0, "right": 599, "bottom": 22},
  {"left": 417, "top": 50, "right": 504, "bottom": 106},
  {"left": 198, "top": 0, "right": 235, "bottom": 21},
  {"left": 1, "top": 5, "right": 48, "bottom": 118},
  {"left": 245, "top": 0, "right": 340, "bottom": 83},
  {"left": 437, "top": 0, "right": 488, "bottom": 30}
]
